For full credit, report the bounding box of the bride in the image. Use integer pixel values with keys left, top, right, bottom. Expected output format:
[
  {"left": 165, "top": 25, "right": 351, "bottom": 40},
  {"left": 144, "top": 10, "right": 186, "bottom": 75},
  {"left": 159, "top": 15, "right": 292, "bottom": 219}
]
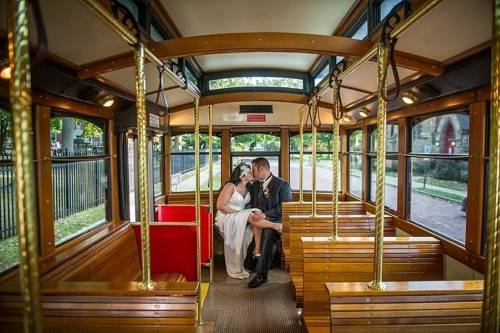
[{"left": 215, "top": 162, "right": 282, "bottom": 279}]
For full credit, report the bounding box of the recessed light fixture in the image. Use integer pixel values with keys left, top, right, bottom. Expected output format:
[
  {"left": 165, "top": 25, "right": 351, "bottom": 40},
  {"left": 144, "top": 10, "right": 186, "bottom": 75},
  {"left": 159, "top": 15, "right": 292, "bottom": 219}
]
[
  {"left": 0, "top": 61, "right": 10, "bottom": 80},
  {"left": 359, "top": 108, "right": 369, "bottom": 118},
  {"left": 343, "top": 116, "right": 351, "bottom": 122},
  {"left": 99, "top": 94, "right": 115, "bottom": 108},
  {"left": 402, "top": 90, "right": 417, "bottom": 104}
]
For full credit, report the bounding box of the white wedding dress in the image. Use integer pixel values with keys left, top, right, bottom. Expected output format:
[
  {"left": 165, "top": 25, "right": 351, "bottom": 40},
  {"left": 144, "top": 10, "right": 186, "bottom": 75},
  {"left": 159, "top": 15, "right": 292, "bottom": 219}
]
[{"left": 215, "top": 186, "right": 260, "bottom": 279}]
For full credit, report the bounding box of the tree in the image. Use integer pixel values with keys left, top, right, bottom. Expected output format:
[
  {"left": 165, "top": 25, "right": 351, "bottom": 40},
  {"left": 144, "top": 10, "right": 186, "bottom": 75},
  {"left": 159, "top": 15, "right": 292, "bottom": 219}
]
[{"left": 0, "top": 108, "right": 12, "bottom": 157}]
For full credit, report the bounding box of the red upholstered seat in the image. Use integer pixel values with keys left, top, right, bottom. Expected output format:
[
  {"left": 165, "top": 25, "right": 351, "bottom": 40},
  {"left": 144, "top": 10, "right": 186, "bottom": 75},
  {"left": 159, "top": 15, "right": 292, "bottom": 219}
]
[{"left": 133, "top": 205, "right": 212, "bottom": 281}]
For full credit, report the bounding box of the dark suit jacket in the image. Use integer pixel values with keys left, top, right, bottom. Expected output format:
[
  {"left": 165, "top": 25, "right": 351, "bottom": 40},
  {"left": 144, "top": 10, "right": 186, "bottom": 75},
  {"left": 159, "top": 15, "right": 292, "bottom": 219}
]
[{"left": 247, "top": 175, "right": 292, "bottom": 223}]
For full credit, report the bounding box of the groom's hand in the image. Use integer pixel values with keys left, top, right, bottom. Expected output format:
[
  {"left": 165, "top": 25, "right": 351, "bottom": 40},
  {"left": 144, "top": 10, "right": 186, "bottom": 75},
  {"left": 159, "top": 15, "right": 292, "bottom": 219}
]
[{"left": 248, "top": 213, "right": 259, "bottom": 224}]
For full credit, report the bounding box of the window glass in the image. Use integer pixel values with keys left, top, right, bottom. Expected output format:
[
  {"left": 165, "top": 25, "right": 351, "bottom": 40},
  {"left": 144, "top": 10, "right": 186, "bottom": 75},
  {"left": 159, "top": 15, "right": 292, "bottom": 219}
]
[
  {"left": 231, "top": 134, "right": 280, "bottom": 152},
  {"left": 51, "top": 115, "right": 108, "bottom": 245},
  {"left": 185, "top": 67, "right": 198, "bottom": 86},
  {"left": 369, "top": 157, "right": 398, "bottom": 210},
  {"left": 170, "top": 134, "right": 222, "bottom": 192},
  {"left": 289, "top": 133, "right": 340, "bottom": 191},
  {"left": 408, "top": 158, "right": 468, "bottom": 244},
  {"left": 150, "top": 23, "right": 165, "bottom": 42},
  {"left": 349, "top": 154, "right": 362, "bottom": 197},
  {"left": 380, "top": 0, "right": 403, "bottom": 21},
  {"left": 314, "top": 64, "right": 330, "bottom": 87},
  {"left": 349, "top": 130, "right": 363, "bottom": 152},
  {"left": 351, "top": 21, "right": 368, "bottom": 40},
  {"left": 411, "top": 112, "right": 469, "bottom": 154},
  {"left": 152, "top": 136, "right": 164, "bottom": 197},
  {"left": 0, "top": 108, "right": 18, "bottom": 272},
  {"left": 209, "top": 77, "right": 304, "bottom": 90},
  {"left": 369, "top": 124, "right": 399, "bottom": 152},
  {"left": 50, "top": 116, "right": 106, "bottom": 157}
]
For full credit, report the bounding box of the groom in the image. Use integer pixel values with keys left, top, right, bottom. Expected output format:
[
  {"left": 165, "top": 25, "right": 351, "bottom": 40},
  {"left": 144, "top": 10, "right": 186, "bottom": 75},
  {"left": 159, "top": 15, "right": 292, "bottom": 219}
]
[{"left": 245, "top": 157, "right": 292, "bottom": 288}]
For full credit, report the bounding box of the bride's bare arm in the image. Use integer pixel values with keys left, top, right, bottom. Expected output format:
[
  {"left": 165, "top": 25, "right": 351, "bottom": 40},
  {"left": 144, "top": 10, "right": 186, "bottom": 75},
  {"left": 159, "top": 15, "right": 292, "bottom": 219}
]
[{"left": 216, "top": 183, "right": 238, "bottom": 214}]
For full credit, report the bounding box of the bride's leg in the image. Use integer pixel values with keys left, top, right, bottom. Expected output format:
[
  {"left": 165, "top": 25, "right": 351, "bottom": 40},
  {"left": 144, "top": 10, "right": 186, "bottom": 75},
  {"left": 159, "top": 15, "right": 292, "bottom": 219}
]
[
  {"left": 249, "top": 218, "right": 282, "bottom": 233},
  {"left": 252, "top": 226, "right": 262, "bottom": 256}
]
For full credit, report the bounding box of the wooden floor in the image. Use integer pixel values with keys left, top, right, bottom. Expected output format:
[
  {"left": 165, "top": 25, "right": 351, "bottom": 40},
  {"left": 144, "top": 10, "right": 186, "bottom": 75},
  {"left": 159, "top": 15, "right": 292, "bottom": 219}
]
[{"left": 200, "top": 252, "right": 306, "bottom": 333}]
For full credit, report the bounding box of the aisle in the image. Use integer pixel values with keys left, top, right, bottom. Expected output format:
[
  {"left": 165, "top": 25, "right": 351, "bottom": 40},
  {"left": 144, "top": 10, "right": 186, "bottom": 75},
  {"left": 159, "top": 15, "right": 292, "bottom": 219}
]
[{"left": 201, "top": 255, "right": 306, "bottom": 333}]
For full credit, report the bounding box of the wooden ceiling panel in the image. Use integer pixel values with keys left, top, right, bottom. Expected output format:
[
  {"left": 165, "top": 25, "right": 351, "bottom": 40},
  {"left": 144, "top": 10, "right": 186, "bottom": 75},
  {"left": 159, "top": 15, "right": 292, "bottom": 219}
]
[{"left": 397, "top": 0, "right": 491, "bottom": 62}]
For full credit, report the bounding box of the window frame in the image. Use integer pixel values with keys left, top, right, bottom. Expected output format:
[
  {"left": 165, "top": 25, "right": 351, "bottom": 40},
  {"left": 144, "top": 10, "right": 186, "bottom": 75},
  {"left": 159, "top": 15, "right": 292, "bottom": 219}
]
[
  {"left": 347, "top": 129, "right": 363, "bottom": 198},
  {"left": 230, "top": 132, "right": 281, "bottom": 177}
]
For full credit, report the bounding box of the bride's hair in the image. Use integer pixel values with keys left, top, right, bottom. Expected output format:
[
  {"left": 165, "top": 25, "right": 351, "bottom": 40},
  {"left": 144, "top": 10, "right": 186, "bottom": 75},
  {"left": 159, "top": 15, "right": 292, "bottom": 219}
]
[{"left": 228, "top": 162, "right": 252, "bottom": 185}]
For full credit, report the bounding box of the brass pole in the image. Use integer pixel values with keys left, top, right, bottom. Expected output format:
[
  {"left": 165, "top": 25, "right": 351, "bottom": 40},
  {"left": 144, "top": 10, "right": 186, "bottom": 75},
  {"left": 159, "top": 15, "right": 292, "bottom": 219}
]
[
  {"left": 194, "top": 98, "right": 203, "bottom": 325},
  {"left": 482, "top": 0, "right": 500, "bottom": 330},
  {"left": 135, "top": 44, "right": 153, "bottom": 290},
  {"left": 299, "top": 106, "right": 305, "bottom": 203},
  {"left": 8, "top": 0, "right": 43, "bottom": 331},
  {"left": 331, "top": 82, "right": 340, "bottom": 239},
  {"left": 368, "top": 42, "right": 389, "bottom": 291},
  {"left": 311, "top": 99, "right": 318, "bottom": 216},
  {"left": 208, "top": 104, "right": 214, "bottom": 284}
]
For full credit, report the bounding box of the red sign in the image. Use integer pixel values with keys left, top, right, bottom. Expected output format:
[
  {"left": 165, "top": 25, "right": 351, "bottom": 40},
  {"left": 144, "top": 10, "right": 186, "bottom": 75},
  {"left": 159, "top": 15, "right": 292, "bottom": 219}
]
[{"left": 247, "top": 114, "right": 266, "bottom": 122}]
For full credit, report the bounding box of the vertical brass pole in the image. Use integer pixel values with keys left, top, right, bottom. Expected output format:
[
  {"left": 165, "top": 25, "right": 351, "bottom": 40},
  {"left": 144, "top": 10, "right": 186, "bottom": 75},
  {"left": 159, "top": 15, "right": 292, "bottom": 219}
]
[
  {"left": 369, "top": 42, "right": 388, "bottom": 291},
  {"left": 8, "top": 0, "right": 43, "bottom": 331},
  {"left": 194, "top": 98, "right": 202, "bottom": 325},
  {"left": 208, "top": 104, "right": 214, "bottom": 284},
  {"left": 482, "top": 0, "right": 500, "bottom": 330},
  {"left": 135, "top": 44, "right": 153, "bottom": 290},
  {"left": 299, "top": 106, "right": 305, "bottom": 203},
  {"left": 311, "top": 99, "right": 318, "bottom": 216},
  {"left": 331, "top": 83, "right": 340, "bottom": 239}
]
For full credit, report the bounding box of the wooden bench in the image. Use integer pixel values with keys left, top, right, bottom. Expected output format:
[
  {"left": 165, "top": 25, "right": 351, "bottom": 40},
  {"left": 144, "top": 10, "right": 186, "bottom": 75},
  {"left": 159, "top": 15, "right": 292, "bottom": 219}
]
[
  {"left": 0, "top": 223, "right": 197, "bottom": 332},
  {"left": 282, "top": 201, "right": 364, "bottom": 270},
  {"left": 289, "top": 214, "right": 395, "bottom": 305},
  {"left": 326, "top": 280, "right": 483, "bottom": 333},
  {"left": 301, "top": 236, "right": 443, "bottom": 333}
]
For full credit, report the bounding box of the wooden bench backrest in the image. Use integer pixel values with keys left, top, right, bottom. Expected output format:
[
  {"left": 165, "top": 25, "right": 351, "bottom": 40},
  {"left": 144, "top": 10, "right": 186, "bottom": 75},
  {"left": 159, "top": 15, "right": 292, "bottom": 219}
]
[
  {"left": 282, "top": 201, "right": 364, "bottom": 269},
  {"left": 326, "top": 280, "right": 483, "bottom": 333},
  {"left": 41, "top": 224, "right": 141, "bottom": 282},
  {"left": 301, "top": 236, "right": 443, "bottom": 333},
  {"left": 0, "top": 281, "right": 198, "bottom": 333},
  {"left": 289, "top": 214, "right": 395, "bottom": 304}
]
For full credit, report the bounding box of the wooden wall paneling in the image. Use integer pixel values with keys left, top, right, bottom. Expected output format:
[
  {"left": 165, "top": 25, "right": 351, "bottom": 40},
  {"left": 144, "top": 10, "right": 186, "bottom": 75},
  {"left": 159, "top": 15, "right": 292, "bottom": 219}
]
[
  {"left": 465, "top": 102, "right": 487, "bottom": 255},
  {"left": 165, "top": 134, "right": 172, "bottom": 195},
  {"left": 280, "top": 128, "right": 290, "bottom": 181},
  {"left": 397, "top": 117, "right": 408, "bottom": 219},
  {"left": 34, "top": 105, "right": 55, "bottom": 256},
  {"left": 107, "top": 120, "right": 120, "bottom": 222},
  {"left": 340, "top": 127, "right": 348, "bottom": 195},
  {"left": 221, "top": 129, "right": 231, "bottom": 184},
  {"left": 361, "top": 126, "right": 369, "bottom": 201}
]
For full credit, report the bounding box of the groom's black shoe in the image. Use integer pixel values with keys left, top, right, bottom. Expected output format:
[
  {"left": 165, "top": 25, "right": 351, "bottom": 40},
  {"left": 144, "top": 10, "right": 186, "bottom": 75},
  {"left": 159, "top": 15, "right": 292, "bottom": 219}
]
[{"left": 248, "top": 274, "right": 267, "bottom": 288}]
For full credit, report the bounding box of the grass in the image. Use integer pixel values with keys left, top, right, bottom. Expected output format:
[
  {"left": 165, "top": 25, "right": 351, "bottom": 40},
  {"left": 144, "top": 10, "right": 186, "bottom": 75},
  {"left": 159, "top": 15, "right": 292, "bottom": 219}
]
[
  {"left": 0, "top": 204, "right": 107, "bottom": 273},
  {"left": 414, "top": 177, "right": 467, "bottom": 191},
  {"left": 0, "top": 236, "right": 18, "bottom": 272},
  {"left": 413, "top": 187, "right": 465, "bottom": 203},
  {"left": 55, "top": 204, "right": 106, "bottom": 244}
]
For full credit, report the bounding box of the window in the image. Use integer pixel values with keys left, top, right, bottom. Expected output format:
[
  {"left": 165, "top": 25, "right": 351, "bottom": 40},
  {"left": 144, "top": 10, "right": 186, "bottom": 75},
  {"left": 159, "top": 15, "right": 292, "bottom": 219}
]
[
  {"left": 350, "top": 21, "right": 368, "bottom": 40},
  {"left": 209, "top": 77, "right": 304, "bottom": 91},
  {"left": 407, "top": 112, "right": 469, "bottom": 244},
  {"left": 314, "top": 63, "right": 330, "bottom": 87},
  {"left": 50, "top": 114, "right": 108, "bottom": 245},
  {"left": 368, "top": 124, "right": 399, "bottom": 210},
  {"left": 231, "top": 133, "right": 280, "bottom": 176},
  {"left": 380, "top": 0, "right": 403, "bottom": 21},
  {"left": 0, "top": 107, "right": 17, "bottom": 272},
  {"left": 171, "top": 134, "right": 221, "bottom": 192},
  {"left": 152, "top": 135, "right": 164, "bottom": 198},
  {"left": 348, "top": 130, "right": 363, "bottom": 197},
  {"left": 185, "top": 66, "right": 198, "bottom": 86},
  {"left": 289, "top": 133, "right": 341, "bottom": 192}
]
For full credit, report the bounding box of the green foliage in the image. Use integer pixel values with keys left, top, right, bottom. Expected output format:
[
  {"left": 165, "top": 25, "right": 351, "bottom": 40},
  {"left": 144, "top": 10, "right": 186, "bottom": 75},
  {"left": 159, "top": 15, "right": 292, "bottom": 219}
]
[
  {"left": 412, "top": 159, "right": 467, "bottom": 183},
  {"left": 209, "top": 77, "right": 303, "bottom": 90},
  {"left": 0, "top": 108, "right": 12, "bottom": 156},
  {"left": 231, "top": 133, "right": 280, "bottom": 152},
  {"left": 172, "top": 134, "right": 222, "bottom": 151},
  {"left": 50, "top": 117, "right": 104, "bottom": 140},
  {"left": 290, "top": 133, "right": 336, "bottom": 152}
]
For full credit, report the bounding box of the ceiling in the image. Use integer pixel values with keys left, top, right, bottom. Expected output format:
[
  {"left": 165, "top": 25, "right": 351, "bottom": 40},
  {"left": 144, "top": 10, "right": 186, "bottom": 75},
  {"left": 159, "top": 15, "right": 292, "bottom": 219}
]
[
  {"left": 0, "top": 0, "right": 493, "bottom": 117},
  {"left": 160, "top": 0, "right": 356, "bottom": 72}
]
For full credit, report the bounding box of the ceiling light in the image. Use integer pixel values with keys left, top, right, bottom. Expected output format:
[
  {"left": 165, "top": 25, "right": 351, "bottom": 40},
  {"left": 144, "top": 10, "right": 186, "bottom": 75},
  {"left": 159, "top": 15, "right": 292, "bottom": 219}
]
[
  {"left": 99, "top": 94, "right": 115, "bottom": 108},
  {"left": 343, "top": 116, "right": 351, "bottom": 122},
  {"left": 359, "top": 108, "right": 369, "bottom": 118},
  {"left": 0, "top": 62, "right": 10, "bottom": 80},
  {"left": 402, "top": 90, "right": 417, "bottom": 104}
]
